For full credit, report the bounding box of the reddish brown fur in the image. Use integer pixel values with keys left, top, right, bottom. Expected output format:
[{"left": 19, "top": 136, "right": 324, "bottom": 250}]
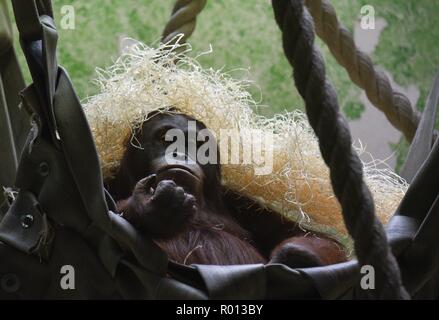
[{"left": 110, "top": 113, "right": 348, "bottom": 268}]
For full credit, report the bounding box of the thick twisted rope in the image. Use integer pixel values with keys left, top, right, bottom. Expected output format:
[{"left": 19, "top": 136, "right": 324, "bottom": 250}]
[
  {"left": 304, "top": 0, "right": 420, "bottom": 142},
  {"left": 272, "top": 0, "right": 409, "bottom": 299},
  {"left": 162, "top": 0, "right": 207, "bottom": 45}
]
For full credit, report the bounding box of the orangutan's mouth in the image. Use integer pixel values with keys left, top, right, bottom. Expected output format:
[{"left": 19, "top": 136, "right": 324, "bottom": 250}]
[
  {"left": 156, "top": 165, "right": 200, "bottom": 180},
  {"left": 155, "top": 165, "right": 202, "bottom": 197}
]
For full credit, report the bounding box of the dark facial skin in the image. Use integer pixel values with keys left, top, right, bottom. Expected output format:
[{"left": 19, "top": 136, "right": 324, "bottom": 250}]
[
  {"left": 109, "top": 113, "right": 222, "bottom": 207},
  {"left": 109, "top": 112, "right": 347, "bottom": 266}
]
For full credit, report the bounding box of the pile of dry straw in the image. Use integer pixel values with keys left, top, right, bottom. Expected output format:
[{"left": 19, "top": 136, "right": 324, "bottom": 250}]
[{"left": 84, "top": 38, "right": 407, "bottom": 244}]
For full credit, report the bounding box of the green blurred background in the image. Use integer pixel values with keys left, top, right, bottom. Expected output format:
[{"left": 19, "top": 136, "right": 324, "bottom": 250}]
[{"left": 9, "top": 0, "right": 439, "bottom": 171}]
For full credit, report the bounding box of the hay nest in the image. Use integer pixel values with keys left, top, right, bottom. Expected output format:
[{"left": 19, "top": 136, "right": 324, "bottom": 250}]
[{"left": 83, "top": 37, "right": 408, "bottom": 244}]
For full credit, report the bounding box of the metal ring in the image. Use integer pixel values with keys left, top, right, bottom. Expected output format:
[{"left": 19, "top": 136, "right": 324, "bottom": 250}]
[{"left": 1, "top": 273, "right": 21, "bottom": 293}]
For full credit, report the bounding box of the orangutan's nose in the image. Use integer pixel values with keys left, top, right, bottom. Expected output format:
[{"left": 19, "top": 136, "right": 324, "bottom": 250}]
[
  {"left": 172, "top": 151, "right": 188, "bottom": 161},
  {"left": 168, "top": 151, "right": 199, "bottom": 165}
]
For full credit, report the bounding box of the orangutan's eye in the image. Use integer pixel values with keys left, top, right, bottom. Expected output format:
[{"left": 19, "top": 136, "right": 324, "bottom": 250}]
[
  {"left": 156, "top": 128, "right": 175, "bottom": 144},
  {"left": 159, "top": 131, "right": 167, "bottom": 142}
]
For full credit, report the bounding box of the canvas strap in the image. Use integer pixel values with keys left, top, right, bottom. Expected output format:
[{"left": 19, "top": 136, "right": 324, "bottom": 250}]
[{"left": 0, "top": 0, "right": 28, "bottom": 205}]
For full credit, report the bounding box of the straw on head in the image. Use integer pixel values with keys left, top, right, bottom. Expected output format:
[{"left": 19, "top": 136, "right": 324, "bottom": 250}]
[{"left": 84, "top": 37, "right": 407, "bottom": 242}]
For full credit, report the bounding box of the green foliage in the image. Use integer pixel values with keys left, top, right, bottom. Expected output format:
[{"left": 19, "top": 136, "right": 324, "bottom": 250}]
[
  {"left": 344, "top": 101, "right": 365, "bottom": 120},
  {"left": 8, "top": 0, "right": 439, "bottom": 168}
]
